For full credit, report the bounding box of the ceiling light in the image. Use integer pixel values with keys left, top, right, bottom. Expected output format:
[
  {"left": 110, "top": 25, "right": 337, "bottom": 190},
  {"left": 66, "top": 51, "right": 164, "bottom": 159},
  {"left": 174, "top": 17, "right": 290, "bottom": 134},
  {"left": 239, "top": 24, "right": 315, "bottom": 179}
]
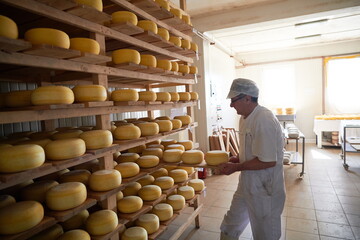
[
  {"left": 295, "top": 19, "right": 328, "bottom": 27},
  {"left": 295, "top": 34, "right": 322, "bottom": 40}
]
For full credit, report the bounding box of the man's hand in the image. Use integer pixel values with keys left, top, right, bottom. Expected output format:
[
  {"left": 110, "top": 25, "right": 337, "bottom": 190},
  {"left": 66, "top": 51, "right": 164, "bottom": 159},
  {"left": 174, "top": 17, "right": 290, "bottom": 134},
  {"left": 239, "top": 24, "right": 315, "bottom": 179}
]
[
  {"left": 229, "top": 156, "right": 239, "bottom": 163},
  {"left": 218, "top": 162, "right": 240, "bottom": 175}
]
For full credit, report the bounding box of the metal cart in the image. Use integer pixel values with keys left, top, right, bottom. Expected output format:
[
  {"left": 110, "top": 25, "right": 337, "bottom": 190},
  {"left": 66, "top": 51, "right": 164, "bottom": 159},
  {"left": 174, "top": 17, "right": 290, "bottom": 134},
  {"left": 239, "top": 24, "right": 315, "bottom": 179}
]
[
  {"left": 341, "top": 125, "right": 360, "bottom": 170},
  {"left": 284, "top": 129, "right": 306, "bottom": 178}
]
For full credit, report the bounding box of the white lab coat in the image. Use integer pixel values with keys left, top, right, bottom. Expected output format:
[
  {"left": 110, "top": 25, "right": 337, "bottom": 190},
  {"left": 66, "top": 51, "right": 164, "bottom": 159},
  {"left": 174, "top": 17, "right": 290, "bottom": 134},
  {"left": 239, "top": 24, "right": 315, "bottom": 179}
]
[{"left": 220, "top": 105, "right": 286, "bottom": 240}]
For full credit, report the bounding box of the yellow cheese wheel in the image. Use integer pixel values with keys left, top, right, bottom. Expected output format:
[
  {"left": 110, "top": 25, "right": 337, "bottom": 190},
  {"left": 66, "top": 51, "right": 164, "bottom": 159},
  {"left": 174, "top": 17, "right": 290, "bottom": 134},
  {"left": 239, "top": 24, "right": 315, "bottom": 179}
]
[
  {"left": 70, "top": 38, "right": 100, "bottom": 54},
  {"left": 123, "top": 182, "right": 142, "bottom": 196},
  {"left": 190, "top": 92, "right": 199, "bottom": 100},
  {"left": 0, "top": 195, "right": 15, "bottom": 209},
  {"left": 25, "top": 27, "right": 70, "bottom": 48},
  {"left": 152, "top": 203, "right": 173, "bottom": 221},
  {"left": 17, "top": 138, "right": 52, "bottom": 148},
  {"left": 138, "top": 185, "right": 162, "bottom": 201},
  {"left": 55, "top": 127, "right": 75, "bottom": 131},
  {"left": 114, "top": 124, "right": 141, "bottom": 140},
  {"left": 178, "top": 186, "right": 195, "bottom": 200},
  {"left": 88, "top": 169, "right": 122, "bottom": 191},
  {"left": 86, "top": 210, "right": 118, "bottom": 236},
  {"left": 156, "top": 116, "right": 170, "bottom": 120},
  {"left": 178, "top": 140, "right": 193, "bottom": 150},
  {"left": 59, "top": 169, "right": 91, "bottom": 185},
  {"left": 137, "top": 155, "right": 160, "bottom": 168},
  {"left": 188, "top": 179, "right": 205, "bottom": 192},
  {"left": 46, "top": 182, "right": 87, "bottom": 211},
  {"left": 116, "top": 191, "right": 123, "bottom": 201},
  {"left": 79, "top": 126, "right": 95, "bottom": 131},
  {"left": 137, "top": 20, "right": 158, "bottom": 34},
  {"left": 128, "top": 144, "right": 146, "bottom": 153},
  {"left": 0, "top": 15, "right": 18, "bottom": 39},
  {"left": 61, "top": 210, "right": 89, "bottom": 231},
  {"left": 147, "top": 144, "right": 164, "bottom": 151},
  {"left": 136, "top": 213, "right": 159, "bottom": 234},
  {"left": 112, "top": 49, "right": 141, "bottom": 64},
  {"left": 5, "top": 90, "right": 33, "bottom": 107},
  {"left": 171, "top": 61, "right": 179, "bottom": 72},
  {"left": 140, "top": 54, "right": 157, "bottom": 67},
  {"left": 73, "top": 159, "right": 98, "bottom": 172},
  {"left": 170, "top": 119, "right": 182, "bottom": 129},
  {"left": 117, "top": 196, "right": 143, "bottom": 213},
  {"left": 156, "top": 92, "right": 171, "bottom": 102},
  {"left": 21, "top": 180, "right": 59, "bottom": 203},
  {"left": 163, "top": 165, "right": 177, "bottom": 172},
  {"left": 169, "top": 169, "right": 188, "bottom": 183},
  {"left": 111, "top": 11, "right": 138, "bottom": 25},
  {"left": 30, "top": 223, "right": 63, "bottom": 240},
  {"left": 177, "top": 166, "right": 194, "bottom": 175},
  {"left": 117, "top": 153, "right": 140, "bottom": 163},
  {"left": 157, "top": 27, "right": 170, "bottom": 40},
  {"left": 181, "top": 39, "right": 191, "bottom": 49},
  {"left": 156, "top": 120, "right": 173, "bottom": 132},
  {"left": 205, "top": 150, "right": 229, "bottom": 165},
  {"left": 174, "top": 115, "right": 192, "bottom": 126},
  {"left": 178, "top": 92, "right": 191, "bottom": 101},
  {"left": 72, "top": 85, "right": 107, "bottom": 102},
  {"left": 169, "top": 36, "right": 181, "bottom": 47},
  {"left": 57, "top": 229, "right": 90, "bottom": 240},
  {"left": 125, "top": 118, "right": 139, "bottom": 123},
  {"left": 0, "top": 144, "right": 45, "bottom": 173},
  {"left": 111, "top": 89, "right": 139, "bottom": 102},
  {"left": 157, "top": 59, "right": 172, "bottom": 71},
  {"left": 31, "top": 86, "right": 74, "bottom": 105},
  {"left": 122, "top": 227, "right": 147, "bottom": 240},
  {"left": 169, "top": 92, "right": 179, "bottom": 102},
  {"left": 154, "top": 176, "right": 174, "bottom": 190},
  {"left": 181, "top": 150, "right": 203, "bottom": 164},
  {"left": 162, "top": 149, "right": 183, "bottom": 163},
  {"left": 154, "top": 0, "right": 170, "bottom": 11},
  {"left": 51, "top": 130, "right": 83, "bottom": 140},
  {"left": 190, "top": 42, "right": 198, "bottom": 52},
  {"left": 29, "top": 131, "right": 57, "bottom": 140},
  {"left": 115, "top": 162, "right": 140, "bottom": 178},
  {"left": 0, "top": 201, "right": 44, "bottom": 235},
  {"left": 161, "top": 139, "right": 177, "bottom": 147},
  {"left": 139, "top": 117, "right": 155, "bottom": 121},
  {"left": 147, "top": 139, "right": 161, "bottom": 146},
  {"left": 178, "top": 64, "right": 190, "bottom": 74},
  {"left": 166, "top": 144, "right": 185, "bottom": 151},
  {"left": 80, "top": 130, "right": 112, "bottom": 150},
  {"left": 170, "top": 7, "right": 182, "bottom": 18},
  {"left": 189, "top": 66, "right": 198, "bottom": 74},
  {"left": 74, "top": 0, "right": 103, "bottom": 11},
  {"left": 166, "top": 194, "right": 185, "bottom": 211},
  {"left": 138, "top": 122, "right": 159, "bottom": 136},
  {"left": 138, "top": 91, "right": 157, "bottom": 102},
  {"left": 182, "top": 15, "right": 191, "bottom": 25},
  {"left": 45, "top": 138, "right": 86, "bottom": 160},
  {"left": 136, "top": 175, "right": 155, "bottom": 186}
]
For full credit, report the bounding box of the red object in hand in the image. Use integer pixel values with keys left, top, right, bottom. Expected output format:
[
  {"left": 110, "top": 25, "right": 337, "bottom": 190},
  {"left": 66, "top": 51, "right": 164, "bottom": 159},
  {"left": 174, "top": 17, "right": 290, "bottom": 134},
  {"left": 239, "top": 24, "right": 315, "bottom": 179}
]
[{"left": 198, "top": 168, "right": 207, "bottom": 179}]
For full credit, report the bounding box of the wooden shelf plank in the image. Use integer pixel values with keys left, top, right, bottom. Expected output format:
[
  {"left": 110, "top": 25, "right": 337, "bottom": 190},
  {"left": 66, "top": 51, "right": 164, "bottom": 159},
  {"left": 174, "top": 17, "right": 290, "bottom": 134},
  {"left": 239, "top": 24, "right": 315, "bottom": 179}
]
[
  {"left": 0, "top": 163, "right": 53, "bottom": 183},
  {"left": 88, "top": 184, "right": 125, "bottom": 201},
  {"left": 23, "top": 44, "right": 81, "bottom": 59},
  {"left": 47, "top": 153, "right": 94, "bottom": 166},
  {"left": 162, "top": 185, "right": 178, "bottom": 196},
  {"left": 0, "top": 36, "right": 32, "bottom": 52},
  {"left": 118, "top": 205, "right": 152, "bottom": 220},
  {"left": 106, "top": 21, "right": 144, "bottom": 36},
  {"left": 149, "top": 225, "right": 167, "bottom": 240},
  {"left": 83, "top": 101, "right": 114, "bottom": 108},
  {"left": 112, "top": 63, "right": 147, "bottom": 71},
  {"left": 113, "top": 101, "right": 146, "bottom": 106},
  {"left": 91, "top": 223, "right": 126, "bottom": 240},
  {"left": 68, "top": 53, "right": 112, "bottom": 64},
  {"left": 2, "top": 103, "right": 85, "bottom": 112},
  {"left": 143, "top": 194, "right": 166, "bottom": 206},
  {"left": 160, "top": 213, "right": 179, "bottom": 226},
  {"left": 86, "top": 144, "right": 120, "bottom": 155},
  {"left": 35, "top": 0, "right": 77, "bottom": 10},
  {"left": 66, "top": 5, "right": 111, "bottom": 24},
  {"left": 140, "top": 163, "right": 166, "bottom": 173},
  {"left": 133, "top": 31, "right": 163, "bottom": 43},
  {"left": 121, "top": 172, "right": 148, "bottom": 183}
]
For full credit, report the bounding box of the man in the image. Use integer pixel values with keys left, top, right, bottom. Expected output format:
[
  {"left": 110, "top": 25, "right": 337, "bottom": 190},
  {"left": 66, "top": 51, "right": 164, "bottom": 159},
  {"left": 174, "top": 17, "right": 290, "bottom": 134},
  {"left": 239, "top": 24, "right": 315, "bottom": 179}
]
[{"left": 219, "top": 78, "right": 286, "bottom": 240}]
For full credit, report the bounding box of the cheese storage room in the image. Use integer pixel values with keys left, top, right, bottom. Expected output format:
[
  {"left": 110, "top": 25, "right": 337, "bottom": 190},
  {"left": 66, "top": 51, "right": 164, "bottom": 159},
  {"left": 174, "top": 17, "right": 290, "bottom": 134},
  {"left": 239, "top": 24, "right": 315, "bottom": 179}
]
[{"left": 0, "top": 0, "right": 360, "bottom": 239}]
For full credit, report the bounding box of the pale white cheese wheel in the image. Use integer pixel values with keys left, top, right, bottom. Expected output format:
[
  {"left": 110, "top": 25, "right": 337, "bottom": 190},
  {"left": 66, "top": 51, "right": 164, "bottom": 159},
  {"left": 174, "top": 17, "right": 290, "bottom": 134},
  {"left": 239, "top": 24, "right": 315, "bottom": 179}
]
[
  {"left": 57, "top": 229, "right": 90, "bottom": 240},
  {"left": 178, "top": 140, "right": 193, "bottom": 150},
  {"left": 86, "top": 210, "right": 118, "bottom": 235},
  {"left": 51, "top": 129, "right": 83, "bottom": 140},
  {"left": 174, "top": 115, "right": 192, "bottom": 126},
  {"left": 115, "top": 162, "right": 140, "bottom": 178},
  {"left": 122, "top": 227, "right": 147, "bottom": 240},
  {"left": 181, "top": 150, "right": 204, "bottom": 164},
  {"left": 45, "top": 182, "right": 87, "bottom": 211},
  {"left": 0, "top": 195, "right": 16, "bottom": 209},
  {"left": 59, "top": 169, "right": 91, "bottom": 185},
  {"left": 169, "top": 92, "right": 180, "bottom": 102},
  {"left": 166, "top": 195, "right": 185, "bottom": 211},
  {"left": 188, "top": 179, "right": 205, "bottom": 192},
  {"left": 154, "top": 176, "right": 174, "bottom": 190},
  {"left": 31, "top": 86, "right": 74, "bottom": 105},
  {"left": 152, "top": 203, "right": 173, "bottom": 221},
  {"left": 138, "top": 185, "right": 162, "bottom": 201},
  {"left": 178, "top": 92, "right": 191, "bottom": 101},
  {"left": 138, "top": 91, "right": 157, "bottom": 102},
  {"left": 117, "top": 153, "right": 140, "bottom": 163},
  {"left": 162, "top": 149, "right": 183, "bottom": 163},
  {"left": 136, "top": 175, "right": 155, "bottom": 186},
  {"left": 137, "top": 122, "right": 159, "bottom": 136},
  {"left": 31, "top": 223, "right": 63, "bottom": 240},
  {"left": 72, "top": 85, "right": 107, "bottom": 102},
  {"left": 61, "top": 209, "right": 89, "bottom": 231},
  {"left": 136, "top": 213, "right": 159, "bottom": 234},
  {"left": 111, "top": 89, "right": 139, "bottom": 102},
  {"left": 205, "top": 150, "right": 229, "bottom": 165},
  {"left": 142, "top": 148, "right": 163, "bottom": 159},
  {"left": 140, "top": 54, "right": 157, "bottom": 67},
  {"left": 156, "top": 92, "right": 171, "bottom": 102},
  {"left": 178, "top": 186, "right": 195, "bottom": 200},
  {"left": 80, "top": 130, "right": 112, "bottom": 150},
  {"left": 117, "top": 196, "right": 143, "bottom": 213},
  {"left": 113, "top": 124, "right": 141, "bottom": 140},
  {"left": 21, "top": 180, "right": 59, "bottom": 203},
  {"left": 137, "top": 155, "right": 159, "bottom": 168},
  {"left": 150, "top": 168, "right": 168, "bottom": 179},
  {"left": 88, "top": 169, "right": 122, "bottom": 191},
  {"left": 123, "top": 182, "right": 141, "bottom": 196},
  {"left": 45, "top": 138, "right": 86, "bottom": 160},
  {"left": 156, "top": 120, "right": 173, "bottom": 132},
  {"left": 170, "top": 119, "right": 182, "bottom": 129},
  {"left": 169, "top": 169, "right": 188, "bottom": 183},
  {"left": 166, "top": 144, "right": 185, "bottom": 151}
]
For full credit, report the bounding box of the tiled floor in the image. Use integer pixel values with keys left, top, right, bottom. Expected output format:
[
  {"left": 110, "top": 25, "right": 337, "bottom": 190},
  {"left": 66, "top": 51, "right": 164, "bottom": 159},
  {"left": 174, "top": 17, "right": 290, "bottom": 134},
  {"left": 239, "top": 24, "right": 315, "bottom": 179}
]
[{"left": 158, "top": 143, "right": 360, "bottom": 240}]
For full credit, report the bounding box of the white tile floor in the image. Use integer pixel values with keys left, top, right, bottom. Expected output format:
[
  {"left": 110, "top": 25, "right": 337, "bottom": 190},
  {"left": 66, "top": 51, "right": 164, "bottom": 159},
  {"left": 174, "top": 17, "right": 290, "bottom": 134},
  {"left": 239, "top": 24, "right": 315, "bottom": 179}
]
[{"left": 158, "top": 143, "right": 360, "bottom": 240}]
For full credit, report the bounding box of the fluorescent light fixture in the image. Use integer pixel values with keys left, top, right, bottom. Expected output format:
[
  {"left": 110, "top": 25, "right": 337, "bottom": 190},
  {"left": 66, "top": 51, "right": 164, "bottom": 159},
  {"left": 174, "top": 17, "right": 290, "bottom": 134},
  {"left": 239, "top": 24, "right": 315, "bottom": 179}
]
[
  {"left": 295, "top": 34, "right": 322, "bottom": 40},
  {"left": 295, "top": 19, "right": 328, "bottom": 27}
]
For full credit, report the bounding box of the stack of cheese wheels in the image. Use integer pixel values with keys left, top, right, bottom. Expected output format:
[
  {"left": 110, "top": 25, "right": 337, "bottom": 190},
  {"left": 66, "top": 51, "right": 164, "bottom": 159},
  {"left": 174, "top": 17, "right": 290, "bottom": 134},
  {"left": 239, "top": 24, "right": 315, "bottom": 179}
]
[
  {"left": 112, "top": 49, "right": 140, "bottom": 64},
  {"left": 117, "top": 196, "right": 143, "bottom": 213},
  {"left": 136, "top": 213, "right": 159, "bottom": 234},
  {"left": 0, "top": 144, "right": 45, "bottom": 173},
  {"left": 166, "top": 194, "right": 185, "bottom": 211},
  {"left": 140, "top": 54, "right": 157, "bottom": 67},
  {"left": 190, "top": 92, "right": 199, "bottom": 100},
  {"left": 189, "top": 66, "right": 198, "bottom": 74},
  {"left": 156, "top": 116, "right": 170, "bottom": 120},
  {"left": 58, "top": 229, "right": 90, "bottom": 240},
  {"left": 31, "top": 86, "right": 74, "bottom": 105},
  {"left": 150, "top": 168, "right": 168, "bottom": 179},
  {"left": 80, "top": 130, "right": 112, "bottom": 150},
  {"left": 25, "top": 28, "right": 70, "bottom": 48},
  {"left": 0, "top": 195, "right": 16, "bottom": 209},
  {"left": 137, "top": 122, "right": 159, "bottom": 136},
  {"left": 147, "top": 144, "right": 164, "bottom": 151},
  {"left": 170, "top": 119, "right": 182, "bottom": 129},
  {"left": 123, "top": 182, "right": 141, "bottom": 196},
  {"left": 138, "top": 185, "right": 162, "bottom": 201},
  {"left": 163, "top": 165, "right": 177, "bottom": 172},
  {"left": 0, "top": 201, "right": 44, "bottom": 235},
  {"left": 128, "top": 144, "right": 146, "bottom": 153},
  {"left": 45, "top": 182, "right": 87, "bottom": 210},
  {"left": 75, "top": 0, "right": 103, "bottom": 11},
  {"left": 111, "top": 89, "right": 139, "bottom": 102},
  {"left": 70, "top": 38, "right": 100, "bottom": 54},
  {"left": 137, "top": 175, "right": 155, "bottom": 186},
  {"left": 59, "top": 170, "right": 91, "bottom": 185},
  {"left": 161, "top": 139, "right": 177, "bottom": 147},
  {"left": 166, "top": 144, "right": 185, "bottom": 151},
  {"left": 113, "top": 124, "right": 141, "bottom": 140},
  {"left": 157, "top": 59, "right": 172, "bottom": 71},
  {"left": 178, "top": 64, "right": 190, "bottom": 74},
  {"left": 142, "top": 148, "right": 163, "bottom": 158},
  {"left": 177, "top": 166, "right": 194, "bottom": 175},
  {"left": 156, "top": 120, "right": 173, "bottom": 132},
  {"left": 88, "top": 169, "right": 122, "bottom": 191},
  {"left": 169, "top": 169, "right": 188, "bottom": 183},
  {"left": 205, "top": 150, "right": 229, "bottom": 165},
  {"left": 31, "top": 223, "right": 63, "bottom": 239},
  {"left": 138, "top": 91, "right": 157, "bottom": 102},
  {"left": 174, "top": 115, "right": 192, "bottom": 126},
  {"left": 154, "top": 0, "right": 170, "bottom": 10},
  {"left": 169, "top": 92, "right": 180, "bottom": 102},
  {"left": 18, "top": 138, "right": 52, "bottom": 148},
  {"left": 137, "top": 20, "right": 158, "bottom": 34},
  {"left": 157, "top": 28, "right": 169, "bottom": 40},
  {"left": 147, "top": 139, "right": 161, "bottom": 145},
  {"left": 122, "top": 227, "right": 147, "bottom": 240},
  {"left": 30, "top": 130, "right": 57, "bottom": 139},
  {"left": 156, "top": 92, "right": 171, "bottom": 102},
  {"left": 178, "top": 140, "right": 193, "bottom": 150},
  {"left": 45, "top": 138, "right": 86, "bottom": 160},
  {"left": 5, "top": 90, "right": 33, "bottom": 107},
  {"left": 169, "top": 36, "right": 181, "bottom": 47},
  {"left": 171, "top": 61, "right": 179, "bottom": 72},
  {"left": 181, "top": 39, "right": 191, "bottom": 49},
  {"left": 154, "top": 176, "right": 174, "bottom": 190},
  {"left": 136, "top": 155, "right": 159, "bottom": 168},
  {"left": 188, "top": 179, "right": 205, "bottom": 192},
  {"left": 117, "top": 153, "right": 140, "bottom": 163},
  {"left": 178, "top": 185, "right": 195, "bottom": 200},
  {"left": 178, "top": 92, "right": 191, "bottom": 101},
  {"left": 162, "top": 149, "right": 183, "bottom": 163},
  {"left": 86, "top": 210, "right": 118, "bottom": 236},
  {"left": 51, "top": 129, "right": 83, "bottom": 140},
  {"left": 111, "top": 11, "right": 138, "bottom": 25},
  {"left": 152, "top": 203, "right": 173, "bottom": 221},
  {"left": 62, "top": 209, "right": 89, "bottom": 230},
  {"left": 125, "top": 118, "right": 138, "bottom": 123},
  {"left": 191, "top": 42, "right": 198, "bottom": 52},
  {"left": 0, "top": 15, "right": 18, "bottom": 39},
  {"left": 170, "top": 7, "right": 182, "bottom": 18},
  {"left": 72, "top": 85, "right": 107, "bottom": 102},
  {"left": 139, "top": 117, "right": 154, "bottom": 121},
  {"left": 115, "top": 162, "right": 140, "bottom": 178},
  {"left": 181, "top": 150, "right": 204, "bottom": 164}
]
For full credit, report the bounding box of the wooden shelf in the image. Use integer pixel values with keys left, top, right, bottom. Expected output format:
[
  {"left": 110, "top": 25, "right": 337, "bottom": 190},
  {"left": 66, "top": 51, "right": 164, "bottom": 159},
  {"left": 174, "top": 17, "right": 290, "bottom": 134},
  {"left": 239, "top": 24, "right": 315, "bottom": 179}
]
[
  {"left": 118, "top": 205, "right": 152, "bottom": 220},
  {"left": 0, "top": 36, "right": 32, "bottom": 52},
  {"left": 23, "top": 44, "right": 81, "bottom": 59},
  {"left": 149, "top": 225, "right": 167, "bottom": 240},
  {"left": 91, "top": 223, "right": 126, "bottom": 240},
  {"left": 143, "top": 194, "right": 166, "bottom": 206},
  {"left": 88, "top": 184, "right": 125, "bottom": 201}
]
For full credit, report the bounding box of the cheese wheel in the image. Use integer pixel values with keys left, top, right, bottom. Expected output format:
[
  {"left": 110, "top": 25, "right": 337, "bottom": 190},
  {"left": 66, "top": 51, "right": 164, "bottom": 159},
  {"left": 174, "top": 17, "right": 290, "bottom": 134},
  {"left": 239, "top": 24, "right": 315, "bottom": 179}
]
[
  {"left": 31, "top": 86, "right": 74, "bottom": 105},
  {"left": 169, "top": 92, "right": 179, "bottom": 102},
  {"left": 188, "top": 179, "right": 205, "bottom": 192},
  {"left": 72, "top": 85, "right": 107, "bottom": 102},
  {"left": 136, "top": 213, "right": 159, "bottom": 234},
  {"left": 138, "top": 122, "right": 159, "bottom": 136},
  {"left": 74, "top": 0, "right": 103, "bottom": 11},
  {"left": 70, "top": 38, "right": 100, "bottom": 54},
  {"left": 30, "top": 223, "right": 63, "bottom": 240},
  {"left": 156, "top": 120, "right": 173, "bottom": 132},
  {"left": 25, "top": 28, "right": 70, "bottom": 48},
  {"left": 157, "top": 27, "right": 169, "bottom": 40},
  {"left": 52, "top": 130, "right": 83, "bottom": 140},
  {"left": 117, "top": 153, "right": 140, "bottom": 163},
  {"left": 161, "top": 139, "right": 177, "bottom": 147},
  {"left": 163, "top": 165, "right": 177, "bottom": 172},
  {"left": 86, "top": 210, "right": 118, "bottom": 235},
  {"left": 147, "top": 144, "right": 164, "bottom": 151},
  {"left": 170, "top": 119, "right": 182, "bottom": 129},
  {"left": 111, "top": 89, "right": 139, "bottom": 102},
  {"left": 147, "top": 139, "right": 161, "bottom": 145},
  {"left": 174, "top": 115, "right": 192, "bottom": 125},
  {"left": 80, "top": 130, "right": 112, "bottom": 150},
  {"left": 115, "top": 162, "right": 140, "bottom": 178},
  {"left": 138, "top": 117, "right": 155, "bottom": 122},
  {"left": 156, "top": 92, "right": 171, "bottom": 102},
  {"left": 122, "top": 227, "right": 147, "bottom": 240},
  {"left": 157, "top": 59, "right": 171, "bottom": 71},
  {"left": 0, "top": 15, "right": 18, "bottom": 39},
  {"left": 127, "top": 144, "right": 146, "bottom": 153},
  {"left": 57, "top": 229, "right": 90, "bottom": 240},
  {"left": 178, "top": 140, "right": 193, "bottom": 150},
  {"left": 178, "top": 64, "right": 190, "bottom": 74},
  {"left": 152, "top": 203, "right": 173, "bottom": 221},
  {"left": 112, "top": 49, "right": 140, "bottom": 64},
  {"left": 17, "top": 138, "right": 52, "bottom": 148},
  {"left": 190, "top": 92, "right": 199, "bottom": 100},
  {"left": 156, "top": 116, "right": 170, "bottom": 120},
  {"left": 21, "top": 180, "right": 59, "bottom": 203},
  {"left": 46, "top": 182, "right": 87, "bottom": 210},
  {"left": 116, "top": 191, "right": 123, "bottom": 201},
  {"left": 117, "top": 196, "right": 143, "bottom": 213},
  {"left": 59, "top": 169, "right": 91, "bottom": 185},
  {"left": 190, "top": 42, "right": 198, "bottom": 52},
  {"left": 171, "top": 61, "right": 179, "bottom": 72},
  {"left": 178, "top": 92, "right": 191, "bottom": 101},
  {"left": 72, "top": 159, "right": 98, "bottom": 171},
  {"left": 162, "top": 149, "right": 183, "bottom": 163},
  {"left": 125, "top": 118, "right": 139, "bottom": 123},
  {"left": 45, "top": 138, "right": 86, "bottom": 160},
  {"left": 79, "top": 126, "right": 95, "bottom": 131},
  {"left": 140, "top": 54, "right": 157, "bottom": 67},
  {"left": 170, "top": 7, "right": 182, "bottom": 18},
  {"left": 150, "top": 168, "right": 168, "bottom": 179},
  {"left": 0, "top": 144, "right": 45, "bottom": 173},
  {"left": 169, "top": 169, "right": 188, "bottom": 183},
  {"left": 154, "top": 0, "right": 170, "bottom": 11},
  {"left": 138, "top": 91, "right": 157, "bottom": 102},
  {"left": 166, "top": 144, "right": 185, "bottom": 151},
  {"left": 88, "top": 169, "right": 122, "bottom": 191},
  {"left": 123, "top": 182, "right": 142, "bottom": 196},
  {"left": 136, "top": 175, "right": 155, "bottom": 186},
  {"left": 55, "top": 127, "right": 75, "bottom": 131},
  {"left": 154, "top": 176, "right": 174, "bottom": 190},
  {"left": 111, "top": 11, "right": 138, "bottom": 25},
  {"left": 189, "top": 66, "right": 198, "bottom": 74},
  {"left": 138, "top": 185, "right": 162, "bottom": 201},
  {"left": 205, "top": 150, "right": 229, "bottom": 165},
  {"left": 169, "top": 36, "right": 181, "bottom": 47},
  {"left": 5, "top": 90, "right": 33, "bottom": 107},
  {"left": 137, "top": 155, "right": 160, "bottom": 168},
  {"left": 177, "top": 166, "right": 194, "bottom": 175},
  {"left": 166, "top": 195, "right": 185, "bottom": 211},
  {"left": 181, "top": 150, "right": 203, "bottom": 164},
  {"left": 114, "top": 124, "right": 141, "bottom": 140},
  {"left": 0, "top": 195, "right": 15, "bottom": 209},
  {"left": 61, "top": 210, "right": 89, "bottom": 231},
  {"left": 137, "top": 20, "right": 158, "bottom": 34},
  {"left": 181, "top": 39, "right": 191, "bottom": 49},
  {"left": 182, "top": 15, "right": 191, "bottom": 25},
  {"left": 29, "top": 131, "right": 57, "bottom": 140},
  {"left": 178, "top": 186, "right": 195, "bottom": 200}
]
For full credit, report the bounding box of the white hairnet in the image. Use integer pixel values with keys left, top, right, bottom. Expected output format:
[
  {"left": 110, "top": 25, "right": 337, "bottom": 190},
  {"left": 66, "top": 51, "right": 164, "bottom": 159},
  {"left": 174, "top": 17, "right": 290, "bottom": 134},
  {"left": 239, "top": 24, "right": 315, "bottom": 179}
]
[{"left": 227, "top": 78, "right": 259, "bottom": 99}]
